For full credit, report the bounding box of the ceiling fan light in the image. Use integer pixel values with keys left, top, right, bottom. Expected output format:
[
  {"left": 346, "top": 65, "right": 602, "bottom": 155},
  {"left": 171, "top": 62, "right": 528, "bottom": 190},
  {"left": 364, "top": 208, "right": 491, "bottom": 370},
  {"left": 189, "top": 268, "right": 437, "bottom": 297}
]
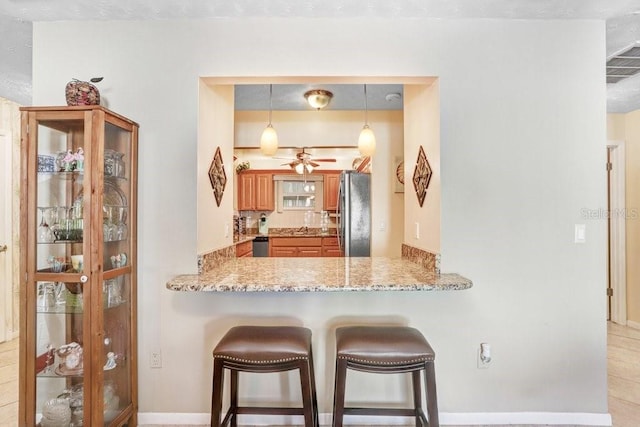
[
  {"left": 294, "top": 162, "right": 305, "bottom": 174},
  {"left": 358, "top": 125, "right": 376, "bottom": 156},
  {"left": 304, "top": 89, "right": 333, "bottom": 110},
  {"left": 260, "top": 124, "right": 278, "bottom": 156},
  {"left": 305, "top": 163, "right": 314, "bottom": 173}
]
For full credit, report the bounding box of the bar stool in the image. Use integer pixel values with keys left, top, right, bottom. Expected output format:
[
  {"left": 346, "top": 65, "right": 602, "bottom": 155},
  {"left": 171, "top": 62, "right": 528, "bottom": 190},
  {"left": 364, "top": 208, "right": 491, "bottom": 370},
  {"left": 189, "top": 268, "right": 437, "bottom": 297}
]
[
  {"left": 332, "top": 326, "right": 439, "bottom": 427},
  {"left": 210, "top": 325, "right": 318, "bottom": 427}
]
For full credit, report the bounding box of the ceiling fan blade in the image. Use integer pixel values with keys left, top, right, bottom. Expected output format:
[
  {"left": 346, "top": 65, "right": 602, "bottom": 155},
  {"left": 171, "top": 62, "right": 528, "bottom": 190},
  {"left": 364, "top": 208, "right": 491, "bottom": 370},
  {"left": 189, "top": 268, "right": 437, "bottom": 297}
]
[
  {"left": 308, "top": 161, "right": 320, "bottom": 167},
  {"left": 313, "top": 158, "right": 337, "bottom": 162}
]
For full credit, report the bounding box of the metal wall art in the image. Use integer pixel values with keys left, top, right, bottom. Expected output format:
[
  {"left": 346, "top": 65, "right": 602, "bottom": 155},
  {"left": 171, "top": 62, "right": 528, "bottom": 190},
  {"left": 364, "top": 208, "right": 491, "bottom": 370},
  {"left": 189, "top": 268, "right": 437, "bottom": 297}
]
[
  {"left": 208, "top": 147, "right": 227, "bottom": 207},
  {"left": 412, "top": 145, "right": 432, "bottom": 207}
]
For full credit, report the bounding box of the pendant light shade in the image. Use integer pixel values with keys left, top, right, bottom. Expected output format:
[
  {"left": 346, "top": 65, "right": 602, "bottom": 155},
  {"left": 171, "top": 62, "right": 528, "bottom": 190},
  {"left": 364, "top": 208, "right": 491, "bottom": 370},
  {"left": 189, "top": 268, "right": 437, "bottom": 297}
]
[
  {"left": 358, "top": 125, "right": 376, "bottom": 156},
  {"left": 260, "top": 124, "right": 278, "bottom": 156},
  {"left": 260, "top": 84, "right": 278, "bottom": 156},
  {"left": 358, "top": 84, "right": 376, "bottom": 156}
]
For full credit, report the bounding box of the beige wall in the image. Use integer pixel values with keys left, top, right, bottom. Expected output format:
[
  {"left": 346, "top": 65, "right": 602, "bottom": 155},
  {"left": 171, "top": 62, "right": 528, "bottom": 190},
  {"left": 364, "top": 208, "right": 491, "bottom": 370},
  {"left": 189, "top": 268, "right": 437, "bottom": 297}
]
[
  {"left": 404, "top": 82, "right": 440, "bottom": 253},
  {"left": 33, "top": 18, "right": 609, "bottom": 423},
  {"left": 607, "top": 112, "right": 640, "bottom": 324}
]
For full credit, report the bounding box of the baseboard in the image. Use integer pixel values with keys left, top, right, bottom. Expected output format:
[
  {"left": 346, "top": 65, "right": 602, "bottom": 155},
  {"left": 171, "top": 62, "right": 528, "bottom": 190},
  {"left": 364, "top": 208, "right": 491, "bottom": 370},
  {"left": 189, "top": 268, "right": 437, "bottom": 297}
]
[
  {"left": 139, "top": 411, "right": 612, "bottom": 426},
  {"left": 627, "top": 320, "right": 640, "bottom": 330}
]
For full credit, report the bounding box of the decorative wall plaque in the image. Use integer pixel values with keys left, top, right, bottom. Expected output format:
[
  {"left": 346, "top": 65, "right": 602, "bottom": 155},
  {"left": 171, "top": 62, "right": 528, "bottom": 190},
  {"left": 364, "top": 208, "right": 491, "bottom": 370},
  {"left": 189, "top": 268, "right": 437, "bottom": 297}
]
[
  {"left": 208, "top": 147, "right": 227, "bottom": 207},
  {"left": 412, "top": 146, "right": 432, "bottom": 207}
]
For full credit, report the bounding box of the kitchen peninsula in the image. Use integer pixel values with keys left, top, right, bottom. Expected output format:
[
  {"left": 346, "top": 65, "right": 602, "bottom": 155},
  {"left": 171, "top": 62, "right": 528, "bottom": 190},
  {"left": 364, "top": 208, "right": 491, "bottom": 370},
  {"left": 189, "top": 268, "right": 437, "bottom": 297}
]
[{"left": 166, "top": 257, "right": 472, "bottom": 292}]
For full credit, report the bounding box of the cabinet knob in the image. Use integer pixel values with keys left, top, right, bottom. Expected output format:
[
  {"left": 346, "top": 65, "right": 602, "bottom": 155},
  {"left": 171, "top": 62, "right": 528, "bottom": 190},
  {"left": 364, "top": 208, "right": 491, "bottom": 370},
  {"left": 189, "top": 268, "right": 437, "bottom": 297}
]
[
  {"left": 0, "top": 245, "right": 7, "bottom": 253},
  {"left": 80, "top": 275, "right": 88, "bottom": 283}
]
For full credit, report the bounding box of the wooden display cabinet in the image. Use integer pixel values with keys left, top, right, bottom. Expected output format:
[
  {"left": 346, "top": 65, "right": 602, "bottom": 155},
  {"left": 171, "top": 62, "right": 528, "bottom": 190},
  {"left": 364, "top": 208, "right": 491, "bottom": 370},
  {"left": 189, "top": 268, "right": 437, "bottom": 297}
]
[{"left": 19, "top": 106, "right": 139, "bottom": 426}]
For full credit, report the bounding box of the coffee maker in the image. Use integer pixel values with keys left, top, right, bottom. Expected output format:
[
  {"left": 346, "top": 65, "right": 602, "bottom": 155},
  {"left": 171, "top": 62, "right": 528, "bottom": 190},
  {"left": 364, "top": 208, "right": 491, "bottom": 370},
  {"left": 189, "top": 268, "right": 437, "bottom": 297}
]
[{"left": 258, "top": 213, "right": 268, "bottom": 235}]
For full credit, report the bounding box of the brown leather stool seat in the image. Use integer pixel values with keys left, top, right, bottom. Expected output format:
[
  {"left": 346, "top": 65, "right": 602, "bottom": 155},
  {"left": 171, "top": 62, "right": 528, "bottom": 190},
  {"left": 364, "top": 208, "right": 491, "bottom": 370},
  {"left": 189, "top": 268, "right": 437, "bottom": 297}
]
[
  {"left": 211, "top": 325, "right": 318, "bottom": 427},
  {"left": 332, "top": 326, "right": 439, "bottom": 427}
]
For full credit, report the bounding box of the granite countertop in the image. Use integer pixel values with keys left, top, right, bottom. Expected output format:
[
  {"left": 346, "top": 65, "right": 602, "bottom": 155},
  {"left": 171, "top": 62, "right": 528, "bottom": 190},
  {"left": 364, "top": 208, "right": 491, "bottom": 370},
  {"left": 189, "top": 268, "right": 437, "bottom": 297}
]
[{"left": 167, "top": 257, "right": 472, "bottom": 292}]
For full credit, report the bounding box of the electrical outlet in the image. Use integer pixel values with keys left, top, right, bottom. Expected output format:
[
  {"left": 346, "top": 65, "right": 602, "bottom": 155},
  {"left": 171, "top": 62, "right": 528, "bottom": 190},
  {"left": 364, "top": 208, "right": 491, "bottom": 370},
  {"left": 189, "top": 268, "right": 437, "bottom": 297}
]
[{"left": 150, "top": 350, "right": 162, "bottom": 368}]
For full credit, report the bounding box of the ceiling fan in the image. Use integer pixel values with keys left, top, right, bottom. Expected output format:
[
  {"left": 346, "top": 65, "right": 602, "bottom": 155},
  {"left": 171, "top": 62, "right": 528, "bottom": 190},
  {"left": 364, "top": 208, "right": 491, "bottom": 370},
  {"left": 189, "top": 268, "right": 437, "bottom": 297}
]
[{"left": 277, "top": 148, "right": 336, "bottom": 174}]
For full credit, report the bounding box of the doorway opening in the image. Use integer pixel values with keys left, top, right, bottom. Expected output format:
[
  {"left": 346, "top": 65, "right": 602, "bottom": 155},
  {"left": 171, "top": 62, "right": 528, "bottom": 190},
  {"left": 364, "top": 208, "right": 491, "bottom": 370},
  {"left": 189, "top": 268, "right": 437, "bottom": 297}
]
[{"left": 607, "top": 141, "right": 626, "bottom": 324}]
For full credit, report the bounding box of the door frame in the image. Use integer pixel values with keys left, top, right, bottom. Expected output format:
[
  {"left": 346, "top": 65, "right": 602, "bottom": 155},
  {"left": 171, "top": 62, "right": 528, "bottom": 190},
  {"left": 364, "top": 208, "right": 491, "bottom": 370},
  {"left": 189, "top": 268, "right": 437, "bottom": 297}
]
[
  {"left": 0, "top": 129, "right": 13, "bottom": 342},
  {"left": 608, "top": 140, "right": 626, "bottom": 325}
]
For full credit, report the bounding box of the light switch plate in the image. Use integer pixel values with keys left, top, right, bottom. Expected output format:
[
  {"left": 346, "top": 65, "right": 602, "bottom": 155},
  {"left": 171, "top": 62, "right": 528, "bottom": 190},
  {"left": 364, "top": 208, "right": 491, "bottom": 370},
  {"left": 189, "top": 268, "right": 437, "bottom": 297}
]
[{"left": 574, "top": 224, "right": 586, "bottom": 243}]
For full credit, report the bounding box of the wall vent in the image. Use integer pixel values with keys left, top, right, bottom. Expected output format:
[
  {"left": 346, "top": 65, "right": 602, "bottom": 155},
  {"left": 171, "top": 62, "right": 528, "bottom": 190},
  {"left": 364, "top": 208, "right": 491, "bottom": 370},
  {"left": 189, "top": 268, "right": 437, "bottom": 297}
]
[{"left": 607, "top": 44, "right": 640, "bottom": 84}]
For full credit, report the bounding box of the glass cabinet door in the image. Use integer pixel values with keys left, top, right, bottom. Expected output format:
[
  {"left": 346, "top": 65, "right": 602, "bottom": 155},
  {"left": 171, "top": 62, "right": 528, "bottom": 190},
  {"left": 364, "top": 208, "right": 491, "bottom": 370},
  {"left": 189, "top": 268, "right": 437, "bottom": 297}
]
[
  {"left": 32, "top": 114, "right": 90, "bottom": 427},
  {"left": 100, "top": 120, "right": 135, "bottom": 425},
  {"left": 21, "top": 107, "right": 138, "bottom": 427}
]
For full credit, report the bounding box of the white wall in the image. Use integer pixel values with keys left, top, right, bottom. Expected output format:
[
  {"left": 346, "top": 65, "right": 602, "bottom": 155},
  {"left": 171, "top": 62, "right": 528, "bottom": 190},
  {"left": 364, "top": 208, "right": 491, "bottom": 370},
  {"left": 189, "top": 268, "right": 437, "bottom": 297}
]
[{"left": 32, "top": 18, "right": 608, "bottom": 422}]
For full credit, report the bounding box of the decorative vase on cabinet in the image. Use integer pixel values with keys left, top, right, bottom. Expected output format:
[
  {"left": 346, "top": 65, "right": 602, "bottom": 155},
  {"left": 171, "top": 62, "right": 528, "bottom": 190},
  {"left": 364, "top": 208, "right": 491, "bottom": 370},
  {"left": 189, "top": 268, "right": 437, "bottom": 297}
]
[{"left": 19, "top": 106, "right": 139, "bottom": 426}]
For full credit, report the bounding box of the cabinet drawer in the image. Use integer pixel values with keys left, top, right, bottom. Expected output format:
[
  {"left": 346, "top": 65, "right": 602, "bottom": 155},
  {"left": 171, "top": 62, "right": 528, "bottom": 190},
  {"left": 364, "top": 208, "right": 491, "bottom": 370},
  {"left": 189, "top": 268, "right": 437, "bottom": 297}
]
[
  {"left": 271, "top": 247, "right": 298, "bottom": 257},
  {"left": 322, "top": 237, "right": 339, "bottom": 246},
  {"left": 322, "top": 246, "right": 343, "bottom": 257},
  {"left": 271, "top": 237, "right": 322, "bottom": 247},
  {"left": 298, "top": 247, "right": 322, "bottom": 257}
]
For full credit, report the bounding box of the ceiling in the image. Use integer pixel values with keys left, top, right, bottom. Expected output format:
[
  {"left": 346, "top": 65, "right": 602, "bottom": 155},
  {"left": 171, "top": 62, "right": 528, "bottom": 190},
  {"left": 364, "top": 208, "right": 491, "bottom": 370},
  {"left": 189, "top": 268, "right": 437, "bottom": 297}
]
[{"left": 3, "top": 0, "right": 640, "bottom": 113}]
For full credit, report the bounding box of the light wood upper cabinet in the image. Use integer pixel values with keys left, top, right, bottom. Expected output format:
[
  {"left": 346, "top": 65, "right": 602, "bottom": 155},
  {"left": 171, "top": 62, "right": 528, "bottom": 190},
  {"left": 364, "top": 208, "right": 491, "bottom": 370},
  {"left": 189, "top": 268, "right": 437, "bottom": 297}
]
[
  {"left": 255, "top": 173, "right": 274, "bottom": 210},
  {"left": 323, "top": 172, "right": 341, "bottom": 211},
  {"left": 237, "top": 171, "right": 274, "bottom": 211}
]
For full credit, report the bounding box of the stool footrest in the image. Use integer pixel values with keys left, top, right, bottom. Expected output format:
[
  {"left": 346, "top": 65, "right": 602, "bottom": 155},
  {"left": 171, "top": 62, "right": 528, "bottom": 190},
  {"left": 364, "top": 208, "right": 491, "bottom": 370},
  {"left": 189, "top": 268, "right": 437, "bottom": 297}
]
[
  {"left": 235, "top": 406, "right": 306, "bottom": 415},
  {"left": 344, "top": 407, "right": 425, "bottom": 417}
]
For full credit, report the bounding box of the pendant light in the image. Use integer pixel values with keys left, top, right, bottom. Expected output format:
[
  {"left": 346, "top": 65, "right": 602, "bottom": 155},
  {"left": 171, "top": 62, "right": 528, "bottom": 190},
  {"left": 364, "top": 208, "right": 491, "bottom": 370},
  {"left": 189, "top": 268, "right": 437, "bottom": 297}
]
[
  {"left": 358, "top": 84, "right": 376, "bottom": 156},
  {"left": 260, "top": 84, "right": 278, "bottom": 156}
]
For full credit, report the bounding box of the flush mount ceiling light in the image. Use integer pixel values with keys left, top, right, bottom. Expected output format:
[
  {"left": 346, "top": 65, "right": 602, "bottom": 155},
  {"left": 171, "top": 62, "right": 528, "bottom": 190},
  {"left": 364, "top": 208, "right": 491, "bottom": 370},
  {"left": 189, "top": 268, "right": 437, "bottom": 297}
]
[
  {"left": 358, "top": 84, "right": 376, "bottom": 156},
  {"left": 304, "top": 89, "right": 333, "bottom": 110},
  {"left": 260, "top": 84, "right": 278, "bottom": 156}
]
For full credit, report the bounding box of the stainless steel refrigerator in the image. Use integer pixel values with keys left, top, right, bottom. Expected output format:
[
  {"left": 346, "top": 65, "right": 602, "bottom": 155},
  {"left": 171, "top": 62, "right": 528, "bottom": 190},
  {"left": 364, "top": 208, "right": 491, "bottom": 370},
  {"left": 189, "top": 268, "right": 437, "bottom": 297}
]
[{"left": 337, "top": 171, "right": 371, "bottom": 256}]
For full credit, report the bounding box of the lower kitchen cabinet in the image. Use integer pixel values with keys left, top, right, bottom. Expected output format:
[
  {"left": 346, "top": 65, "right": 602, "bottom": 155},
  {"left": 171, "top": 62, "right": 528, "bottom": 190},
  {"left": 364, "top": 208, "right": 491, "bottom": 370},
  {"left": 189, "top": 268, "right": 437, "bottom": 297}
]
[
  {"left": 270, "top": 237, "right": 322, "bottom": 257},
  {"left": 322, "top": 236, "right": 343, "bottom": 257},
  {"left": 235, "top": 240, "right": 253, "bottom": 257},
  {"left": 269, "top": 236, "right": 342, "bottom": 257}
]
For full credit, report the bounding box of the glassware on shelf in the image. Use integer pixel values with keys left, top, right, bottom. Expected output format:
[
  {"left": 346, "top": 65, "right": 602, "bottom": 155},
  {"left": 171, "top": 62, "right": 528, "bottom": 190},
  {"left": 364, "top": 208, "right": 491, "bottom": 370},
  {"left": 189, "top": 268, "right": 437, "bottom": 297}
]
[
  {"left": 104, "top": 149, "right": 116, "bottom": 176},
  {"left": 54, "top": 282, "right": 67, "bottom": 306},
  {"left": 37, "top": 282, "right": 56, "bottom": 311},
  {"left": 37, "top": 207, "right": 54, "bottom": 243},
  {"left": 113, "top": 152, "right": 125, "bottom": 178},
  {"left": 103, "top": 206, "right": 118, "bottom": 242},
  {"left": 40, "top": 397, "right": 72, "bottom": 426},
  {"left": 114, "top": 206, "right": 127, "bottom": 240}
]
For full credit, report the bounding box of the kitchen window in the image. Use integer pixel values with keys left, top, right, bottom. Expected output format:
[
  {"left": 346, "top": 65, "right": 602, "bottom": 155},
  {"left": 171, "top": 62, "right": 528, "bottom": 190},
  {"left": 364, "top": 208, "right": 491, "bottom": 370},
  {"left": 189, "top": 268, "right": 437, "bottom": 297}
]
[{"left": 274, "top": 174, "right": 324, "bottom": 212}]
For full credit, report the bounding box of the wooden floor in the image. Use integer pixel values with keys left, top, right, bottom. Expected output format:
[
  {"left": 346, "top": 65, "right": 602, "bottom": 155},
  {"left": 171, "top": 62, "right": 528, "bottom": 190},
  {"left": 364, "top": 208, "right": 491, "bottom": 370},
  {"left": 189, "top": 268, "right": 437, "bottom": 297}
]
[
  {"left": 0, "top": 337, "right": 18, "bottom": 426},
  {"left": 2, "top": 323, "right": 639, "bottom": 426},
  {"left": 607, "top": 322, "right": 640, "bottom": 427}
]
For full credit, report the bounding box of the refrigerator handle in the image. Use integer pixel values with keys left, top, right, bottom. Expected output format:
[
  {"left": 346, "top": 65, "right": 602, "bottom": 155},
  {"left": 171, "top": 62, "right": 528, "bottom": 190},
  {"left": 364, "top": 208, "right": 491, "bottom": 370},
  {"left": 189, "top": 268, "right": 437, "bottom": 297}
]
[{"left": 337, "top": 179, "right": 342, "bottom": 253}]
